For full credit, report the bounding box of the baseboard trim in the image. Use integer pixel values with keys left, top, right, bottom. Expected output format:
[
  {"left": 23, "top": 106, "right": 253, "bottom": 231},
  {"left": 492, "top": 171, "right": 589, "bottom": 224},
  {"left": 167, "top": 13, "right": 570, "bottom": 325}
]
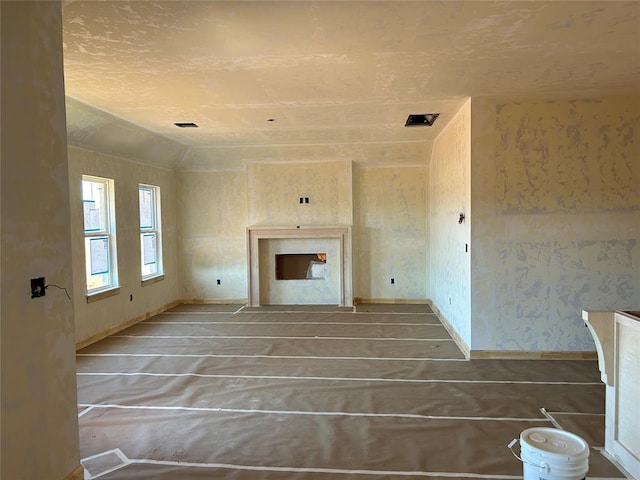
[
  {"left": 470, "top": 350, "right": 598, "bottom": 360},
  {"left": 353, "top": 297, "right": 430, "bottom": 305},
  {"left": 179, "top": 298, "right": 248, "bottom": 305},
  {"left": 76, "top": 299, "right": 180, "bottom": 350},
  {"left": 430, "top": 302, "right": 471, "bottom": 359},
  {"left": 64, "top": 464, "right": 84, "bottom": 480}
]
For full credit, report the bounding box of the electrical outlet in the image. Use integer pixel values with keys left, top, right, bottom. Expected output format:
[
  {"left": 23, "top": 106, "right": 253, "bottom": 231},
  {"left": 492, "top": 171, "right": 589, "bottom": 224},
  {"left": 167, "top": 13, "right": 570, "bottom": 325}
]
[
  {"left": 390, "top": 278, "right": 395, "bottom": 285},
  {"left": 217, "top": 279, "right": 221, "bottom": 285},
  {"left": 31, "top": 277, "right": 46, "bottom": 298}
]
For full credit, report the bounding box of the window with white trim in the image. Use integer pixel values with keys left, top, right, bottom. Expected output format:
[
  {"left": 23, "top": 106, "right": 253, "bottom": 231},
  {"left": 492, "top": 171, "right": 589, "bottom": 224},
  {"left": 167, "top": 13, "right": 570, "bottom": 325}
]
[
  {"left": 139, "top": 184, "right": 163, "bottom": 280},
  {"left": 82, "top": 175, "right": 118, "bottom": 294}
]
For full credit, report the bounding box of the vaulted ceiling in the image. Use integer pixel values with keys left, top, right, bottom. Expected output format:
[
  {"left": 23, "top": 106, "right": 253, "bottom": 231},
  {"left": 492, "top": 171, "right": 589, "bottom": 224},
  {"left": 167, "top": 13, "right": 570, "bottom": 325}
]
[{"left": 62, "top": 1, "right": 640, "bottom": 170}]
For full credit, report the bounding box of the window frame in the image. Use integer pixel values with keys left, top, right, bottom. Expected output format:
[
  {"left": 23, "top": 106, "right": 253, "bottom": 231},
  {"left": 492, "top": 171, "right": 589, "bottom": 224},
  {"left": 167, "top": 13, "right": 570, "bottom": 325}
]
[
  {"left": 139, "top": 183, "right": 163, "bottom": 282},
  {"left": 82, "top": 175, "right": 119, "bottom": 297}
]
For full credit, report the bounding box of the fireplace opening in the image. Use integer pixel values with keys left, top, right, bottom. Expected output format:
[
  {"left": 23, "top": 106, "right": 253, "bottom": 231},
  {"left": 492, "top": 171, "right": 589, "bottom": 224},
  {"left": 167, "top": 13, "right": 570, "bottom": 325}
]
[{"left": 275, "top": 253, "right": 327, "bottom": 280}]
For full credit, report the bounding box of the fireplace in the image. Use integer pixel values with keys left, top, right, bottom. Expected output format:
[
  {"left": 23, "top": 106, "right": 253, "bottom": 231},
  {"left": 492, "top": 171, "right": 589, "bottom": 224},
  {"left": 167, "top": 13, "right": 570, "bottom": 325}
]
[
  {"left": 275, "top": 253, "right": 328, "bottom": 280},
  {"left": 246, "top": 225, "right": 352, "bottom": 306}
]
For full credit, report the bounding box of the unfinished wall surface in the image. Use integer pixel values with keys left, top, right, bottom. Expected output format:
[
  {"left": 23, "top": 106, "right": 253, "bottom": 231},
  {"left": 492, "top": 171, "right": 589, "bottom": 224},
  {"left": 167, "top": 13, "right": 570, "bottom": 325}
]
[
  {"left": 68, "top": 147, "right": 179, "bottom": 344},
  {"left": 0, "top": 2, "right": 81, "bottom": 478},
  {"left": 353, "top": 165, "right": 428, "bottom": 301},
  {"left": 178, "top": 161, "right": 432, "bottom": 304},
  {"left": 247, "top": 161, "right": 352, "bottom": 226},
  {"left": 180, "top": 143, "right": 431, "bottom": 171},
  {"left": 259, "top": 238, "right": 340, "bottom": 304},
  {"left": 471, "top": 96, "right": 640, "bottom": 352},
  {"left": 429, "top": 100, "right": 472, "bottom": 348},
  {"left": 178, "top": 170, "right": 248, "bottom": 302}
]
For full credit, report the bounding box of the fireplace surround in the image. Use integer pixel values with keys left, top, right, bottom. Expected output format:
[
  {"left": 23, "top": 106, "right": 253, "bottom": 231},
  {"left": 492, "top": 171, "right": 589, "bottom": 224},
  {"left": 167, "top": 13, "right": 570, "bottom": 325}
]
[{"left": 246, "top": 225, "right": 352, "bottom": 307}]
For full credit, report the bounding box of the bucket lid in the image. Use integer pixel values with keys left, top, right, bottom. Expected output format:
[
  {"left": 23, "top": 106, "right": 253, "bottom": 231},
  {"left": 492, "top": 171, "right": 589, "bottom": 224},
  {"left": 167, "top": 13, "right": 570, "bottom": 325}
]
[{"left": 520, "top": 428, "right": 589, "bottom": 459}]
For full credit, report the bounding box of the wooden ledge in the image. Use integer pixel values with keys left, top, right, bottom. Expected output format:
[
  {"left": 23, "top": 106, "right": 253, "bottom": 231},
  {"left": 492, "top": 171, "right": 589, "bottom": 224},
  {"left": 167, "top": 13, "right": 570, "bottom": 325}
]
[{"left": 86, "top": 287, "right": 120, "bottom": 303}]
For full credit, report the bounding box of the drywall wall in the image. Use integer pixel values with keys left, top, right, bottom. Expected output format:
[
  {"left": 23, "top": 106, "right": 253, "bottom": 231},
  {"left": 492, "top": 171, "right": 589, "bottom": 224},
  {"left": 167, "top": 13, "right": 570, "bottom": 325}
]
[
  {"left": 247, "top": 161, "right": 352, "bottom": 226},
  {"left": 68, "top": 147, "right": 179, "bottom": 344},
  {"left": 66, "top": 97, "right": 189, "bottom": 170},
  {"left": 429, "top": 100, "right": 472, "bottom": 347},
  {"left": 178, "top": 162, "right": 352, "bottom": 303},
  {"left": 259, "top": 238, "right": 340, "bottom": 304},
  {"left": 1, "top": 2, "right": 81, "bottom": 478},
  {"left": 179, "top": 143, "right": 431, "bottom": 170},
  {"left": 178, "top": 170, "right": 248, "bottom": 302},
  {"left": 471, "top": 96, "right": 640, "bottom": 351},
  {"left": 178, "top": 161, "right": 433, "bottom": 304},
  {"left": 353, "top": 165, "right": 428, "bottom": 301}
]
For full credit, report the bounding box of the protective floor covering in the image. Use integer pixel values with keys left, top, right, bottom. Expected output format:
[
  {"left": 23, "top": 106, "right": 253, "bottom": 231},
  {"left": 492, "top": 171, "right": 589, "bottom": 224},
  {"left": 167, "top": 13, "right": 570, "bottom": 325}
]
[{"left": 77, "top": 304, "right": 626, "bottom": 480}]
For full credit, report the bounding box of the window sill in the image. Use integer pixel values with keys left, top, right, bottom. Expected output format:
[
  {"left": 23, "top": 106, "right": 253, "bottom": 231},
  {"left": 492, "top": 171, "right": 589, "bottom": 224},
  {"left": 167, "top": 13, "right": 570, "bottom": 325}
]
[
  {"left": 86, "top": 287, "right": 120, "bottom": 303},
  {"left": 141, "top": 274, "right": 164, "bottom": 287}
]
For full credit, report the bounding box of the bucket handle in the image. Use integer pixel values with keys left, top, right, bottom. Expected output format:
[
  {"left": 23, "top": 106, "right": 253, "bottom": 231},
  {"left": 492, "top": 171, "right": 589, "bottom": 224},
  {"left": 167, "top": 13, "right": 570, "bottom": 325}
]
[
  {"left": 507, "top": 438, "right": 550, "bottom": 473},
  {"left": 507, "top": 438, "right": 522, "bottom": 461}
]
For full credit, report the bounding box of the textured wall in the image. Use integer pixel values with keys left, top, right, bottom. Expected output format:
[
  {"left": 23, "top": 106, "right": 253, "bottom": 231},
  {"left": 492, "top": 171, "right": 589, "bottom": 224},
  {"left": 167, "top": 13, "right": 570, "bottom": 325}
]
[
  {"left": 179, "top": 161, "right": 432, "bottom": 304},
  {"left": 353, "top": 165, "right": 428, "bottom": 300},
  {"left": 247, "top": 161, "right": 352, "bottom": 226},
  {"left": 429, "top": 100, "right": 472, "bottom": 347},
  {"left": 471, "top": 96, "right": 640, "bottom": 351},
  {"left": 1, "top": 2, "right": 80, "bottom": 478},
  {"left": 68, "top": 147, "right": 180, "bottom": 343},
  {"left": 180, "top": 143, "right": 431, "bottom": 170},
  {"left": 178, "top": 170, "right": 248, "bottom": 301},
  {"left": 66, "top": 97, "right": 189, "bottom": 170}
]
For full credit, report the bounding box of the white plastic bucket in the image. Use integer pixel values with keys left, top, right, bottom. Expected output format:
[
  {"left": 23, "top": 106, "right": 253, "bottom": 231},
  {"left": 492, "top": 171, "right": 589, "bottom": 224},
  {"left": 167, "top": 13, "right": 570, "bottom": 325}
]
[{"left": 510, "top": 427, "right": 589, "bottom": 480}]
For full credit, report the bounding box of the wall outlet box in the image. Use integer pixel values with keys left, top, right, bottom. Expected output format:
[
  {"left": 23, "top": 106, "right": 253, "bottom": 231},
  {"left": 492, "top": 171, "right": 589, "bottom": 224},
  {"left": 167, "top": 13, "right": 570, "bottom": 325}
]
[{"left": 31, "top": 277, "right": 46, "bottom": 298}]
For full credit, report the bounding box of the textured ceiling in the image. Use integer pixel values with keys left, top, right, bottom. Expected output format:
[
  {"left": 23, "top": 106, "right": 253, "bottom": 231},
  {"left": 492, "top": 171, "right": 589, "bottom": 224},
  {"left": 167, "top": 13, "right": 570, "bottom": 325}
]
[{"left": 62, "top": 1, "right": 640, "bottom": 170}]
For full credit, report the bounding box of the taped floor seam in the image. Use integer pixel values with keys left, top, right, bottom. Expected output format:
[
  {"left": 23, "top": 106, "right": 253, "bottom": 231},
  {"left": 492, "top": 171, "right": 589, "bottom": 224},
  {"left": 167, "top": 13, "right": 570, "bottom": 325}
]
[{"left": 76, "top": 372, "right": 602, "bottom": 385}]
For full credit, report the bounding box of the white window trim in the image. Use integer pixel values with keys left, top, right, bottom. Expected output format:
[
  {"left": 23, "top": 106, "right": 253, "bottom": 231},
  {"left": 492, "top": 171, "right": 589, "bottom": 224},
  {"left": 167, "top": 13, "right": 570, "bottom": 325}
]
[
  {"left": 83, "top": 175, "right": 119, "bottom": 297},
  {"left": 139, "top": 183, "right": 163, "bottom": 282}
]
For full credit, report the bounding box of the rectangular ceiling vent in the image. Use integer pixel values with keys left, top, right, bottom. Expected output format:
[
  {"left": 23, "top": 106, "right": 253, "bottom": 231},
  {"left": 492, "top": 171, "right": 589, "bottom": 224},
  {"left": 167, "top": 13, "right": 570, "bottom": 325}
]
[
  {"left": 174, "top": 122, "right": 199, "bottom": 128},
  {"left": 405, "top": 113, "right": 439, "bottom": 127}
]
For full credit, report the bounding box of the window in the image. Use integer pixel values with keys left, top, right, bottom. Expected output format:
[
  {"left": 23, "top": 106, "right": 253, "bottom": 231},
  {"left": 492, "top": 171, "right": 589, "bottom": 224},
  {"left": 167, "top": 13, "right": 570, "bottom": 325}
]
[
  {"left": 139, "top": 184, "right": 163, "bottom": 280},
  {"left": 82, "top": 176, "right": 118, "bottom": 294}
]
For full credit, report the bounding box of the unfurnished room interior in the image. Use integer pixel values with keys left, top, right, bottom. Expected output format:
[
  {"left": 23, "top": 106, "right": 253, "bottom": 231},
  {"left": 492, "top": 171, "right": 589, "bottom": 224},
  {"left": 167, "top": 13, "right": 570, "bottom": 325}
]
[{"left": 1, "top": 1, "right": 639, "bottom": 480}]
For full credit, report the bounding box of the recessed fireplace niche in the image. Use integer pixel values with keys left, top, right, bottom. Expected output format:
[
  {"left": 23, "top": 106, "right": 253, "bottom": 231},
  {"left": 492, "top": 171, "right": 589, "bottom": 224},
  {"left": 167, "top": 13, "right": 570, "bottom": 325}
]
[
  {"left": 276, "top": 253, "right": 327, "bottom": 280},
  {"left": 246, "top": 225, "right": 352, "bottom": 307}
]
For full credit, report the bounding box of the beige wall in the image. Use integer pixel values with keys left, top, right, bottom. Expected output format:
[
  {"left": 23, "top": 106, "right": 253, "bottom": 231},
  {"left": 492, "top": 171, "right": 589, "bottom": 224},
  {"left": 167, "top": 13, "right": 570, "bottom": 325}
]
[
  {"left": 429, "top": 100, "right": 472, "bottom": 347},
  {"left": 247, "top": 161, "right": 353, "bottom": 226},
  {"left": 471, "top": 96, "right": 640, "bottom": 351},
  {"left": 353, "top": 165, "right": 428, "bottom": 301},
  {"left": 177, "top": 161, "right": 355, "bottom": 303},
  {"left": 178, "top": 170, "right": 248, "bottom": 302},
  {"left": 179, "top": 161, "right": 431, "bottom": 304},
  {"left": 68, "top": 147, "right": 180, "bottom": 344},
  {"left": 1, "top": 2, "right": 80, "bottom": 478}
]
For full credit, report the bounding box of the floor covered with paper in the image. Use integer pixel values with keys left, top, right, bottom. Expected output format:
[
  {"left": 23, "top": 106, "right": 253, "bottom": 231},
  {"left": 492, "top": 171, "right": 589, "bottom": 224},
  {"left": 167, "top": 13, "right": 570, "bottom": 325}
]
[{"left": 76, "top": 304, "right": 626, "bottom": 479}]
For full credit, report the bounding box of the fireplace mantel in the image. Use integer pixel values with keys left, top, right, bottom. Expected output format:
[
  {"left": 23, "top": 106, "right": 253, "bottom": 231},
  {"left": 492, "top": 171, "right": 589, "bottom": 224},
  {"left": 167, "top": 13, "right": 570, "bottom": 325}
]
[{"left": 246, "top": 225, "right": 352, "bottom": 307}]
